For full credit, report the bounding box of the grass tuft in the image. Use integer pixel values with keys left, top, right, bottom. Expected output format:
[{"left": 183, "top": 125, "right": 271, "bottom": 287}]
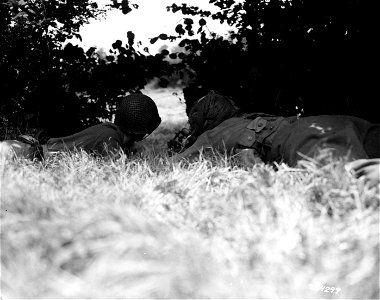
[{"left": 1, "top": 122, "right": 379, "bottom": 299}]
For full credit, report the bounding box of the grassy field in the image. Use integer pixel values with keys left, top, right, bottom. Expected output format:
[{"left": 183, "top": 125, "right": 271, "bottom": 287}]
[{"left": 1, "top": 88, "right": 379, "bottom": 299}]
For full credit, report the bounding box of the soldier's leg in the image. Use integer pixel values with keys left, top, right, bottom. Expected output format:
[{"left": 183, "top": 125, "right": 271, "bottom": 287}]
[
  {"left": 346, "top": 158, "right": 380, "bottom": 188},
  {"left": 363, "top": 124, "right": 380, "bottom": 158},
  {"left": 271, "top": 116, "right": 372, "bottom": 166},
  {"left": 0, "top": 140, "right": 34, "bottom": 161}
]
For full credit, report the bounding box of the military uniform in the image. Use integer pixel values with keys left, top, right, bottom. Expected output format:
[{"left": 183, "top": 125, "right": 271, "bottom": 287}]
[
  {"left": 1, "top": 94, "right": 161, "bottom": 160},
  {"left": 178, "top": 114, "right": 380, "bottom": 167},
  {"left": 1, "top": 122, "right": 130, "bottom": 160},
  {"left": 269, "top": 115, "right": 379, "bottom": 166},
  {"left": 46, "top": 122, "right": 129, "bottom": 157}
]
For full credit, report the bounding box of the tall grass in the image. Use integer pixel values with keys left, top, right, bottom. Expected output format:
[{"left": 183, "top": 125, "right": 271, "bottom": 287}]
[{"left": 1, "top": 122, "right": 379, "bottom": 299}]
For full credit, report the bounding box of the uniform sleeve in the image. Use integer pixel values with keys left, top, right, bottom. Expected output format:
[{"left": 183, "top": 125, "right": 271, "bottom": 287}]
[
  {"left": 93, "top": 130, "right": 125, "bottom": 157},
  {"left": 176, "top": 131, "right": 215, "bottom": 160},
  {"left": 177, "top": 118, "right": 252, "bottom": 160},
  {"left": 235, "top": 148, "right": 264, "bottom": 165}
]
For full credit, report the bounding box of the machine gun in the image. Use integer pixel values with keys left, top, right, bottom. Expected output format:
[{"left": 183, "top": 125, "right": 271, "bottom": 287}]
[{"left": 167, "top": 128, "right": 195, "bottom": 155}]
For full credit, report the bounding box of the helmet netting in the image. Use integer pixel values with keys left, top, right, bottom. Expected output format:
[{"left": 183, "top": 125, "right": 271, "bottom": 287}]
[
  {"left": 189, "top": 90, "right": 239, "bottom": 137},
  {"left": 114, "top": 94, "right": 161, "bottom": 134}
]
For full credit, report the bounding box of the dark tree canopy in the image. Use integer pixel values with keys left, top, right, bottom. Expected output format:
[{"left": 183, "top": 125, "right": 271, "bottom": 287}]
[
  {"left": 1, "top": 0, "right": 103, "bottom": 135},
  {"left": 0, "top": 0, "right": 376, "bottom": 139},
  {"left": 152, "top": 0, "right": 374, "bottom": 121},
  {"left": 0, "top": 0, "right": 173, "bottom": 137}
]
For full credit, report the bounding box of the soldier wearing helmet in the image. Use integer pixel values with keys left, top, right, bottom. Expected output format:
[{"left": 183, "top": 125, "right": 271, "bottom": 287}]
[
  {"left": 1, "top": 93, "right": 161, "bottom": 160},
  {"left": 173, "top": 90, "right": 380, "bottom": 188}
]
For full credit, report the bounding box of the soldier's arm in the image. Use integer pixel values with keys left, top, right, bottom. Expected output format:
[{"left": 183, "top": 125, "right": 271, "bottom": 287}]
[
  {"left": 0, "top": 140, "right": 33, "bottom": 160},
  {"left": 346, "top": 158, "right": 380, "bottom": 188},
  {"left": 176, "top": 131, "right": 214, "bottom": 161},
  {"left": 175, "top": 118, "right": 249, "bottom": 161},
  {"left": 93, "top": 128, "right": 127, "bottom": 158},
  {"left": 235, "top": 148, "right": 264, "bottom": 165}
]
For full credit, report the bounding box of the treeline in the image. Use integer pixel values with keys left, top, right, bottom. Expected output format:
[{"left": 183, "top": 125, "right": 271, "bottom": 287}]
[
  {"left": 160, "top": 0, "right": 373, "bottom": 121},
  {"left": 0, "top": 0, "right": 375, "bottom": 138}
]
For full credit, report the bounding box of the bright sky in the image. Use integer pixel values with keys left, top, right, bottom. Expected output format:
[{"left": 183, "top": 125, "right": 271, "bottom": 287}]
[{"left": 77, "top": 0, "right": 235, "bottom": 53}]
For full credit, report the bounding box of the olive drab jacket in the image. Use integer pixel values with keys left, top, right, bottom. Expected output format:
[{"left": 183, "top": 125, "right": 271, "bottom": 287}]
[
  {"left": 178, "top": 114, "right": 293, "bottom": 162},
  {"left": 46, "top": 122, "right": 129, "bottom": 157},
  {"left": 177, "top": 114, "right": 380, "bottom": 166}
]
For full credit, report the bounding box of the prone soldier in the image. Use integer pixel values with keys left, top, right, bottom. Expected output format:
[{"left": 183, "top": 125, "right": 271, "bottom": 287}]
[
  {"left": 1, "top": 94, "right": 161, "bottom": 160},
  {"left": 172, "top": 90, "right": 380, "bottom": 187}
]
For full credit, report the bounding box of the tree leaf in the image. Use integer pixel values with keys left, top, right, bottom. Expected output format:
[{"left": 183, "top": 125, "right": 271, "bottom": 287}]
[
  {"left": 159, "top": 33, "right": 168, "bottom": 40},
  {"left": 127, "top": 31, "right": 135, "bottom": 46},
  {"left": 150, "top": 37, "right": 158, "bottom": 44},
  {"left": 178, "top": 39, "right": 190, "bottom": 47},
  {"left": 175, "top": 24, "right": 185, "bottom": 35},
  {"left": 184, "top": 18, "right": 194, "bottom": 25},
  {"left": 112, "top": 40, "right": 122, "bottom": 49}
]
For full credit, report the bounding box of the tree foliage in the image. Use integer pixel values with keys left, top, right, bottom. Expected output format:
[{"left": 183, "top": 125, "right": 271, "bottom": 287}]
[
  {"left": 153, "top": 0, "right": 374, "bottom": 121},
  {"left": 0, "top": 0, "right": 172, "bottom": 137},
  {"left": 1, "top": 0, "right": 376, "bottom": 139},
  {"left": 1, "top": 0, "right": 102, "bottom": 135}
]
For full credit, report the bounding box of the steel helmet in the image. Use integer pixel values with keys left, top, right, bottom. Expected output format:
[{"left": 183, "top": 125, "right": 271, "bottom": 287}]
[
  {"left": 114, "top": 94, "right": 161, "bottom": 135},
  {"left": 188, "top": 90, "right": 239, "bottom": 138}
]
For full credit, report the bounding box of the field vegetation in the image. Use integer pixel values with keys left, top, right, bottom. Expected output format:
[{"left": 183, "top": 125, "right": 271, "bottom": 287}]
[
  {"left": 1, "top": 0, "right": 377, "bottom": 297},
  {"left": 1, "top": 101, "right": 379, "bottom": 298}
]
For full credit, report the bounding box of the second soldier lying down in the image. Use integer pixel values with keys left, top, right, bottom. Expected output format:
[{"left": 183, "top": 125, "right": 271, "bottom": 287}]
[
  {"left": 174, "top": 91, "right": 380, "bottom": 187},
  {"left": 0, "top": 94, "right": 161, "bottom": 160}
]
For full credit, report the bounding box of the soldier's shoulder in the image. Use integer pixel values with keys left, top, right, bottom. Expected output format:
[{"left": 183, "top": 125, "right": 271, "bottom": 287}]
[{"left": 218, "top": 117, "right": 250, "bottom": 127}]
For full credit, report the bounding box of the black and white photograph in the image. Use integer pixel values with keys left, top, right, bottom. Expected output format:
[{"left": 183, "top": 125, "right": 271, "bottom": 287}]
[{"left": 0, "top": 0, "right": 378, "bottom": 299}]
